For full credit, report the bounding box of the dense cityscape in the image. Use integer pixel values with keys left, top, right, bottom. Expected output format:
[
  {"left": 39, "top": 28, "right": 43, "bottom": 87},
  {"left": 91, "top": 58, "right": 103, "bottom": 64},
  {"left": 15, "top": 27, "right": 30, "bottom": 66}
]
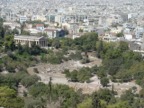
[{"left": 0, "top": 0, "right": 144, "bottom": 108}]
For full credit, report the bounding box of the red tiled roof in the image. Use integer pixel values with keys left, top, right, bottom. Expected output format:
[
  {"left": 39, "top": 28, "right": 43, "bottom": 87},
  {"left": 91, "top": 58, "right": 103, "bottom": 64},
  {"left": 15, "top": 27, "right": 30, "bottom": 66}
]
[
  {"left": 44, "top": 29, "right": 56, "bottom": 32},
  {"left": 36, "top": 24, "right": 44, "bottom": 27}
]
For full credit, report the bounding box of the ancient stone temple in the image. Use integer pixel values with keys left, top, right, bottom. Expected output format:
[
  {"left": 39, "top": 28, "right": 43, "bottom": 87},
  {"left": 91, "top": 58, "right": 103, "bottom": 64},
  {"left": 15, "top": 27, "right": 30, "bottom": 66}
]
[{"left": 14, "top": 35, "right": 48, "bottom": 47}]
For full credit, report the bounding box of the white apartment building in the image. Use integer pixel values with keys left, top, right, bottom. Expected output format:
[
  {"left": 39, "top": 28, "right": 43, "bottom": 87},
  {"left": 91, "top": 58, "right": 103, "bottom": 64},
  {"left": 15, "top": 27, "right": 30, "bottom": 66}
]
[
  {"left": 44, "top": 29, "right": 58, "bottom": 39},
  {"left": 47, "top": 14, "right": 88, "bottom": 24},
  {"left": 19, "top": 16, "right": 27, "bottom": 23},
  {"left": 0, "top": 9, "right": 17, "bottom": 21}
]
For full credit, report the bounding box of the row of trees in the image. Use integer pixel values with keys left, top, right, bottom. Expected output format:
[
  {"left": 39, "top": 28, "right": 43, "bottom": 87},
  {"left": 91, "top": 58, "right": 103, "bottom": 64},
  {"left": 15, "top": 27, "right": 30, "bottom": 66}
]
[
  {"left": 95, "top": 41, "right": 143, "bottom": 85},
  {"left": 48, "top": 32, "right": 98, "bottom": 52}
]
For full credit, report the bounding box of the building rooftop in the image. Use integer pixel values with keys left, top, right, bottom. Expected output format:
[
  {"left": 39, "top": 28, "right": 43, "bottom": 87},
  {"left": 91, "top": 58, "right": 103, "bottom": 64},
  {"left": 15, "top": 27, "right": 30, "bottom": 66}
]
[{"left": 14, "top": 35, "right": 45, "bottom": 40}]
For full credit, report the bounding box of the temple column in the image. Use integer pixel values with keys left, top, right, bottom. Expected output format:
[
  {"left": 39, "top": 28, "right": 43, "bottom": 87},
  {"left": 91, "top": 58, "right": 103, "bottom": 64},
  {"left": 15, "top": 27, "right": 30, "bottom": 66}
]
[
  {"left": 38, "top": 41, "right": 40, "bottom": 46},
  {"left": 43, "top": 41, "right": 44, "bottom": 47},
  {"left": 44, "top": 41, "right": 45, "bottom": 47},
  {"left": 41, "top": 41, "right": 43, "bottom": 47},
  {"left": 29, "top": 41, "right": 31, "bottom": 47},
  {"left": 40, "top": 41, "right": 42, "bottom": 47}
]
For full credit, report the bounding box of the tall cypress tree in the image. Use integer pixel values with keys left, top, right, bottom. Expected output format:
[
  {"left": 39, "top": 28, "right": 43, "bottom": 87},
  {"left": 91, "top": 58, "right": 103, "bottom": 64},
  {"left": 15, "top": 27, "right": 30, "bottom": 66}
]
[
  {"left": 96, "top": 40, "right": 103, "bottom": 58},
  {"left": 0, "top": 27, "right": 5, "bottom": 38},
  {"left": 92, "top": 92, "right": 101, "bottom": 108},
  {"left": 49, "top": 77, "right": 52, "bottom": 102},
  {"left": 0, "top": 18, "right": 5, "bottom": 39}
]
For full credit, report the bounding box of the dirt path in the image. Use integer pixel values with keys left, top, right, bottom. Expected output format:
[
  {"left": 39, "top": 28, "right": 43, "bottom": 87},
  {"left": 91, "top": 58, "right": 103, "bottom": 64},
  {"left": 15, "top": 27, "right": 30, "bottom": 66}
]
[
  {"left": 38, "top": 74, "right": 102, "bottom": 94},
  {"left": 18, "top": 84, "right": 27, "bottom": 97}
]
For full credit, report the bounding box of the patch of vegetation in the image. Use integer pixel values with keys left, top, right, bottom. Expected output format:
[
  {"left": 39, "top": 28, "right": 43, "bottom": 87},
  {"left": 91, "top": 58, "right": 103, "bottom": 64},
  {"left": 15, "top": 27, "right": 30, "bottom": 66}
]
[{"left": 63, "top": 66, "right": 98, "bottom": 83}]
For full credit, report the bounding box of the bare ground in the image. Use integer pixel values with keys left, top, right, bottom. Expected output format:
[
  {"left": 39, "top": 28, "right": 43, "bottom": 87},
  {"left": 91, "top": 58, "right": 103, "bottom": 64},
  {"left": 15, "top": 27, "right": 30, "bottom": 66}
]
[{"left": 27, "top": 56, "right": 141, "bottom": 95}]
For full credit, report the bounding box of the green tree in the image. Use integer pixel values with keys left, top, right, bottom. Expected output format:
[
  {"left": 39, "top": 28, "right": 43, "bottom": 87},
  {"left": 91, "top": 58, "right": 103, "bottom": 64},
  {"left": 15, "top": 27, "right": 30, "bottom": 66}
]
[
  {"left": 97, "top": 89, "right": 114, "bottom": 104},
  {"left": 25, "top": 99, "right": 45, "bottom": 108},
  {"left": 52, "top": 39, "right": 61, "bottom": 49},
  {"left": 69, "top": 51, "right": 82, "bottom": 60},
  {"left": 70, "top": 70, "right": 78, "bottom": 82},
  {"left": 49, "top": 77, "right": 52, "bottom": 102},
  {"left": 79, "top": 29, "right": 84, "bottom": 33},
  {"left": 116, "top": 32, "right": 123, "bottom": 37},
  {"left": 92, "top": 92, "right": 101, "bottom": 108},
  {"left": 96, "top": 40, "right": 103, "bottom": 58},
  {"left": 21, "top": 75, "right": 40, "bottom": 87},
  {"left": 0, "top": 19, "right": 5, "bottom": 39},
  {"left": 77, "top": 98, "right": 92, "bottom": 108},
  {"left": 4, "top": 35, "right": 16, "bottom": 51},
  {"left": 74, "top": 32, "right": 98, "bottom": 51},
  {"left": 120, "top": 89, "right": 134, "bottom": 105},
  {"left": 21, "top": 23, "right": 26, "bottom": 34},
  {"left": 119, "top": 41, "right": 129, "bottom": 52},
  {"left": 100, "top": 77, "right": 109, "bottom": 87},
  {"left": 140, "top": 88, "right": 144, "bottom": 98},
  {"left": 12, "top": 28, "right": 19, "bottom": 34},
  {"left": 17, "top": 43, "right": 24, "bottom": 54},
  {"left": 0, "top": 86, "right": 24, "bottom": 108},
  {"left": 0, "top": 27, "right": 5, "bottom": 38},
  {"left": 107, "top": 101, "right": 130, "bottom": 108}
]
